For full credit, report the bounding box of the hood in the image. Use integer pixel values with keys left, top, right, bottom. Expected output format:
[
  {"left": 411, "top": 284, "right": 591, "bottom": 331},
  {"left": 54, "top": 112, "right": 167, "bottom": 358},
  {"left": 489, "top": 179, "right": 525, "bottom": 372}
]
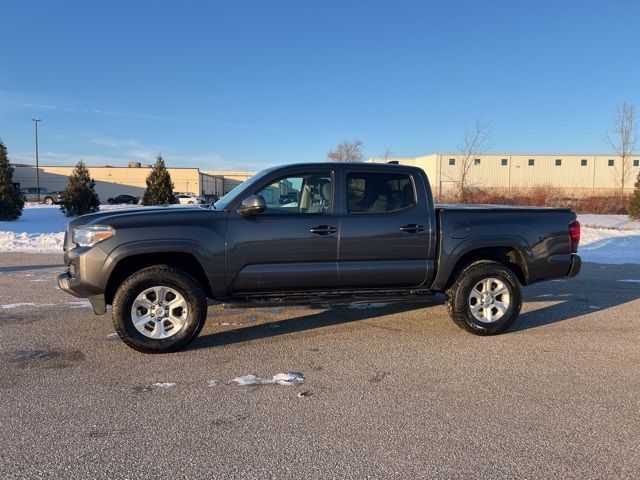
[{"left": 63, "top": 205, "right": 221, "bottom": 252}]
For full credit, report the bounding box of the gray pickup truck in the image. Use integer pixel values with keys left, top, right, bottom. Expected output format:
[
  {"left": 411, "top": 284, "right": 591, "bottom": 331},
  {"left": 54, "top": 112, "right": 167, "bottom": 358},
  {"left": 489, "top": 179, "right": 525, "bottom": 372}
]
[{"left": 58, "top": 162, "right": 581, "bottom": 353}]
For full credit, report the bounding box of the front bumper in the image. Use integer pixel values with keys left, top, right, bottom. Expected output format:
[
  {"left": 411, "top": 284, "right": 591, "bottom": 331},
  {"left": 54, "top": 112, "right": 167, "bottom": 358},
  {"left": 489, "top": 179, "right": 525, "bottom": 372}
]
[
  {"left": 58, "top": 245, "right": 110, "bottom": 315},
  {"left": 58, "top": 271, "right": 107, "bottom": 314},
  {"left": 567, "top": 254, "right": 581, "bottom": 278}
]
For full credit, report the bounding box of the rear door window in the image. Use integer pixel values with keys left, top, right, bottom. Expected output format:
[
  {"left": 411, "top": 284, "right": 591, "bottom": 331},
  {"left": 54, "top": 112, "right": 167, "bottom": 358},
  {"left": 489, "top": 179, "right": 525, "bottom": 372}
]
[{"left": 347, "top": 172, "right": 416, "bottom": 213}]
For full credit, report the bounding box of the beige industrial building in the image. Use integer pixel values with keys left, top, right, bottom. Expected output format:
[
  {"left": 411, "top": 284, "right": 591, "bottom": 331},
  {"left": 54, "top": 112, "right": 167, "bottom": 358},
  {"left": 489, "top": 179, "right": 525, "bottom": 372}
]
[
  {"left": 369, "top": 153, "right": 640, "bottom": 196},
  {"left": 11, "top": 163, "right": 233, "bottom": 201}
]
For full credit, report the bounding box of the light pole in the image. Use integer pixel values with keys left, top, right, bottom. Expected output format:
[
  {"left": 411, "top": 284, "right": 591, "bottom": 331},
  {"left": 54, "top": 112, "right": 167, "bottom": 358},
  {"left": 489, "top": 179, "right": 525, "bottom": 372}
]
[{"left": 32, "top": 118, "right": 41, "bottom": 202}]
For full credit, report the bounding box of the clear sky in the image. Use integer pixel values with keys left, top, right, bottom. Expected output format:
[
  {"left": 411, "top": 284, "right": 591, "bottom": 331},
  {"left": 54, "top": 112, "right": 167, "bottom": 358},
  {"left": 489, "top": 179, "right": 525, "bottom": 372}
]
[{"left": 1, "top": 0, "right": 638, "bottom": 170}]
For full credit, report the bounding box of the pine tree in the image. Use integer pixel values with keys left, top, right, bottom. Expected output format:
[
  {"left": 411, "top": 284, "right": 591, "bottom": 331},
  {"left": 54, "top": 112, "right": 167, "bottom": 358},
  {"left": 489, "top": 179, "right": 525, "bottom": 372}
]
[
  {"left": 629, "top": 171, "right": 640, "bottom": 220},
  {"left": 60, "top": 161, "right": 100, "bottom": 217},
  {"left": 142, "top": 155, "right": 175, "bottom": 205},
  {"left": 0, "top": 140, "right": 25, "bottom": 221}
]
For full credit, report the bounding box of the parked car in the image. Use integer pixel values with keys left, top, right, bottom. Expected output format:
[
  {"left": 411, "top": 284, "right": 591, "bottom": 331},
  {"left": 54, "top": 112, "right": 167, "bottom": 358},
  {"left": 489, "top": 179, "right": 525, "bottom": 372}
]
[
  {"left": 107, "top": 195, "right": 140, "bottom": 205},
  {"left": 20, "top": 187, "right": 63, "bottom": 204},
  {"left": 174, "top": 193, "right": 206, "bottom": 205},
  {"left": 203, "top": 193, "right": 220, "bottom": 205},
  {"left": 58, "top": 162, "right": 581, "bottom": 353}
]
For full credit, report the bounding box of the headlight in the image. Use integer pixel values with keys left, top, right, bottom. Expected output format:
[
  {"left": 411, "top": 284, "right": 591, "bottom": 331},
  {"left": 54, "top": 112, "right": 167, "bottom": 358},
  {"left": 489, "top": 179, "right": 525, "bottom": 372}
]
[{"left": 73, "top": 225, "right": 115, "bottom": 247}]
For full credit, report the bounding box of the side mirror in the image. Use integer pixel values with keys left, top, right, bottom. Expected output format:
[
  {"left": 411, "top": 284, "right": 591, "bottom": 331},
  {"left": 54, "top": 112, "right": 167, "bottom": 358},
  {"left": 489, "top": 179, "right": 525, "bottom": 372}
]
[{"left": 237, "top": 195, "right": 266, "bottom": 217}]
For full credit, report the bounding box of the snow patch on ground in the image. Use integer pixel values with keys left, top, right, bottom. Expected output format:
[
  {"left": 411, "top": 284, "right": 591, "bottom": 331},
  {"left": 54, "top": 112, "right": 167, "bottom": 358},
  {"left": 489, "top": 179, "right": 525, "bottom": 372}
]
[
  {"left": 578, "top": 214, "right": 640, "bottom": 230},
  {"left": 1, "top": 302, "right": 37, "bottom": 309},
  {"left": 1, "top": 301, "right": 92, "bottom": 310},
  {"left": 0, "top": 204, "right": 138, "bottom": 253},
  {"left": 0, "top": 232, "right": 65, "bottom": 252},
  {"left": 231, "top": 372, "right": 304, "bottom": 386},
  {"left": 618, "top": 279, "right": 640, "bottom": 283},
  {"left": 575, "top": 214, "right": 640, "bottom": 265},
  {"left": 1, "top": 302, "right": 57, "bottom": 309},
  {"left": 231, "top": 375, "right": 261, "bottom": 385},
  {"left": 66, "top": 300, "right": 92, "bottom": 308},
  {"left": 579, "top": 229, "right": 640, "bottom": 264}
]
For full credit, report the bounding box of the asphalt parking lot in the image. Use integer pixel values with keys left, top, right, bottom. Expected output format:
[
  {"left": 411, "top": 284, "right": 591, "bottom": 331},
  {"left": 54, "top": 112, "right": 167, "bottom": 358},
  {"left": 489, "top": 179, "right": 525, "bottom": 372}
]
[{"left": 0, "top": 252, "right": 639, "bottom": 479}]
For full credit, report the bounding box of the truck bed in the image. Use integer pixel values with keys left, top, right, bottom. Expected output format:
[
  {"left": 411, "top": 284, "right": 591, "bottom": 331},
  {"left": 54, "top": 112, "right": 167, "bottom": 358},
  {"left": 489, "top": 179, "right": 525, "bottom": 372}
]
[{"left": 431, "top": 204, "right": 578, "bottom": 290}]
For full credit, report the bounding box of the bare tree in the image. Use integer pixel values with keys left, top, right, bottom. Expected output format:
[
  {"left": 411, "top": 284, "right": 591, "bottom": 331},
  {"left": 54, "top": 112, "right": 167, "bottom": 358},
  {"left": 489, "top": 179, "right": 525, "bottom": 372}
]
[
  {"left": 327, "top": 139, "right": 364, "bottom": 163},
  {"left": 455, "top": 118, "right": 491, "bottom": 202},
  {"left": 606, "top": 102, "right": 638, "bottom": 195}
]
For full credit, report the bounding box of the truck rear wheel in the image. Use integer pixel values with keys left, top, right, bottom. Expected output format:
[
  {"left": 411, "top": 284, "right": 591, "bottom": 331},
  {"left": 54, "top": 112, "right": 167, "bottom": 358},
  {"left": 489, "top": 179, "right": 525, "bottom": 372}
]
[
  {"left": 111, "top": 265, "right": 207, "bottom": 353},
  {"left": 446, "top": 260, "right": 522, "bottom": 335}
]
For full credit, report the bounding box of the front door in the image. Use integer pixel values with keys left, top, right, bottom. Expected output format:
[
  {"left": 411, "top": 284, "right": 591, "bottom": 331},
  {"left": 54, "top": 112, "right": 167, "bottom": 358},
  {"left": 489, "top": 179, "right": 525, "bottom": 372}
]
[
  {"left": 225, "top": 169, "right": 339, "bottom": 292},
  {"left": 338, "top": 169, "right": 432, "bottom": 288}
]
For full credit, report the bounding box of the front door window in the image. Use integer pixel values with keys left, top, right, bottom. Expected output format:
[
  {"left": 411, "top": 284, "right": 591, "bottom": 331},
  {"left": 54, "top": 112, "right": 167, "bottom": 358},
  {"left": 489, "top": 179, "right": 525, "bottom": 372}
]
[{"left": 256, "top": 173, "right": 332, "bottom": 214}]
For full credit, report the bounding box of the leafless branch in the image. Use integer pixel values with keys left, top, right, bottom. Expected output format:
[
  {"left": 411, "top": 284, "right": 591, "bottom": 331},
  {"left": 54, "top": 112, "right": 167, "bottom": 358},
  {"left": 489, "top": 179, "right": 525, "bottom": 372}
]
[
  {"left": 327, "top": 139, "right": 365, "bottom": 163},
  {"left": 455, "top": 118, "right": 491, "bottom": 202},
  {"left": 606, "top": 102, "right": 637, "bottom": 194}
]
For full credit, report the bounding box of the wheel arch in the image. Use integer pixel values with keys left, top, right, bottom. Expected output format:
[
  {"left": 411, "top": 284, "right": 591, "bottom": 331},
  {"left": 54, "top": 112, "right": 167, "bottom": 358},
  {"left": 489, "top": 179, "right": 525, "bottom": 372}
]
[
  {"left": 104, "top": 250, "right": 213, "bottom": 305},
  {"left": 436, "top": 245, "right": 529, "bottom": 291}
]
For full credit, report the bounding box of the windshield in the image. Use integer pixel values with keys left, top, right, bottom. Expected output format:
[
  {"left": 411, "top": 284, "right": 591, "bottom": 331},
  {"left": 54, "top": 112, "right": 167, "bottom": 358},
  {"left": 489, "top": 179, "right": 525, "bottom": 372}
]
[{"left": 213, "top": 167, "right": 274, "bottom": 210}]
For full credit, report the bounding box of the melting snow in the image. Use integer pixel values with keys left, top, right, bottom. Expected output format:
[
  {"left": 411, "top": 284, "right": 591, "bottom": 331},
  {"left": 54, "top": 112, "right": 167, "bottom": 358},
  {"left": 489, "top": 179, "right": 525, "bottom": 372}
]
[
  {"left": 1, "top": 302, "right": 37, "bottom": 309},
  {"left": 231, "top": 375, "right": 261, "bottom": 386},
  {"left": 66, "top": 300, "right": 92, "bottom": 308},
  {"left": 152, "top": 382, "right": 177, "bottom": 388},
  {"left": 231, "top": 372, "right": 304, "bottom": 386},
  {"left": 271, "top": 372, "right": 304, "bottom": 385}
]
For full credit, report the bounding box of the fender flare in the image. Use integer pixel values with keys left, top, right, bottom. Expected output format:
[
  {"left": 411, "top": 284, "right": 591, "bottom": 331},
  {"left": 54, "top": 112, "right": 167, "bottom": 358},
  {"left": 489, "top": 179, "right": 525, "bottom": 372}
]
[
  {"left": 431, "top": 235, "right": 532, "bottom": 291},
  {"left": 102, "top": 239, "right": 216, "bottom": 297}
]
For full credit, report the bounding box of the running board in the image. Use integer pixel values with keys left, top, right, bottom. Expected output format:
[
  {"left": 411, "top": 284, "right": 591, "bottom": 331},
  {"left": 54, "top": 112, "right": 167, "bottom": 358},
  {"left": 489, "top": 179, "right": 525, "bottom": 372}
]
[{"left": 221, "top": 288, "right": 440, "bottom": 308}]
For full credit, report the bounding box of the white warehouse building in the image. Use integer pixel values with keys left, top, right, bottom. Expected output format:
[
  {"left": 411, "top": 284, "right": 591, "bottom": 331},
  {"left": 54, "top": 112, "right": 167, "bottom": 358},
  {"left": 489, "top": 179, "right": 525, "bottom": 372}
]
[{"left": 368, "top": 153, "right": 640, "bottom": 196}]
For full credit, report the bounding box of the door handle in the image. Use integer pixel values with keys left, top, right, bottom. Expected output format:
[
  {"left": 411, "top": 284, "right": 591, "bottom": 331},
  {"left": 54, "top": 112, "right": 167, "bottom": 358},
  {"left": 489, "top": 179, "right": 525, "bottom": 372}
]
[
  {"left": 309, "top": 225, "right": 337, "bottom": 235},
  {"left": 400, "top": 224, "right": 425, "bottom": 233}
]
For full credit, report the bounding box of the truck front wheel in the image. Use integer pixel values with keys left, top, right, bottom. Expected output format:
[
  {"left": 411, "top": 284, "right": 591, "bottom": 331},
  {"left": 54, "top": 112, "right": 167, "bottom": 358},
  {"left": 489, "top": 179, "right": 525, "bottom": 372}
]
[
  {"left": 111, "top": 265, "right": 207, "bottom": 353},
  {"left": 446, "top": 261, "right": 522, "bottom": 335}
]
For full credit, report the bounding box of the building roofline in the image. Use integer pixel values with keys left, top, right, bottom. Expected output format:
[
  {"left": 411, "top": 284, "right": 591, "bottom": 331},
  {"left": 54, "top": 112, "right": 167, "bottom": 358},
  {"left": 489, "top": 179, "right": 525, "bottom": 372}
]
[
  {"left": 11, "top": 163, "right": 204, "bottom": 170},
  {"left": 369, "top": 152, "right": 640, "bottom": 161},
  {"left": 418, "top": 152, "right": 640, "bottom": 157}
]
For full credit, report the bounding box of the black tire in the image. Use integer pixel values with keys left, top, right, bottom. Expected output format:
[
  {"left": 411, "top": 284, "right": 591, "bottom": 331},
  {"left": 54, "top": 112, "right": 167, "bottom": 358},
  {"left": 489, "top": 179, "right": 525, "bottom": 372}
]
[
  {"left": 112, "top": 265, "right": 207, "bottom": 353},
  {"left": 446, "top": 260, "right": 522, "bottom": 335},
  {"left": 43, "top": 197, "right": 53, "bottom": 205}
]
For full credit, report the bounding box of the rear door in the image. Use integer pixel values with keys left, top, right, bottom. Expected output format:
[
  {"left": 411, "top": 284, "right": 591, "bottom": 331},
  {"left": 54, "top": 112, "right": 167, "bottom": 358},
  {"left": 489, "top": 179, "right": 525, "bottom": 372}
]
[
  {"left": 338, "top": 168, "right": 433, "bottom": 288},
  {"left": 225, "top": 167, "right": 340, "bottom": 292}
]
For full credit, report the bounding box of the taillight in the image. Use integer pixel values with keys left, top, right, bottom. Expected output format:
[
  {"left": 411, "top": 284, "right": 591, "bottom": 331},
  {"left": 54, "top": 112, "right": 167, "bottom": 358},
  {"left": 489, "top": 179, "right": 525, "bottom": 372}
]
[{"left": 568, "top": 220, "right": 580, "bottom": 253}]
